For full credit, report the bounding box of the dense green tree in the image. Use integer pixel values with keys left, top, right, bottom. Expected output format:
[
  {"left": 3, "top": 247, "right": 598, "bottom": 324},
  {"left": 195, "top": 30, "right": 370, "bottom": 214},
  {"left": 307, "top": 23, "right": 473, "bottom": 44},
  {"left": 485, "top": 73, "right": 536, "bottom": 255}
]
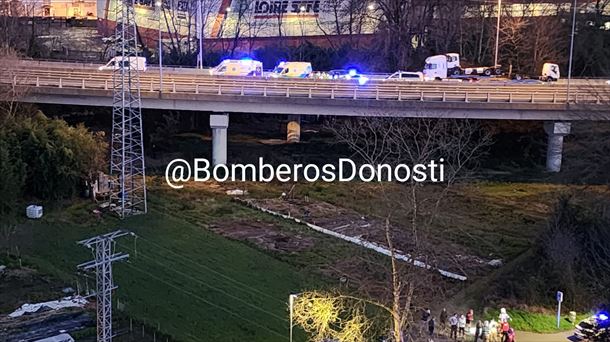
[{"left": 0, "top": 110, "right": 107, "bottom": 201}]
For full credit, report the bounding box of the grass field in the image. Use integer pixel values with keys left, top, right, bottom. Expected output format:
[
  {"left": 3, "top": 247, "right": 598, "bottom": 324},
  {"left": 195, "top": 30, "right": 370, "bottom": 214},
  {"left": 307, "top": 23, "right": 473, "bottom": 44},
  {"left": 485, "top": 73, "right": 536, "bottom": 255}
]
[
  {"left": 9, "top": 189, "right": 334, "bottom": 341},
  {"left": 483, "top": 309, "right": 589, "bottom": 333},
  {"left": 243, "top": 180, "right": 599, "bottom": 260},
  {"left": 6, "top": 179, "right": 606, "bottom": 340}
]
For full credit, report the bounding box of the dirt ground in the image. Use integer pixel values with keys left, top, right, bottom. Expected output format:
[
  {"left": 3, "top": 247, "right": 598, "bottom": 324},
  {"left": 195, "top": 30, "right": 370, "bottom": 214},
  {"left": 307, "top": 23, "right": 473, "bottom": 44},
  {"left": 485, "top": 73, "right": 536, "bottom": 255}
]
[
  {"left": 516, "top": 331, "right": 572, "bottom": 342},
  {"left": 0, "top": 265, "right": 67, "bottom": 314},
  {"left": 241, "top": 197, "right": 495, "bottom": 277},
  {"left": 209, "top": 219, "right": 314, "bottom": 253}
]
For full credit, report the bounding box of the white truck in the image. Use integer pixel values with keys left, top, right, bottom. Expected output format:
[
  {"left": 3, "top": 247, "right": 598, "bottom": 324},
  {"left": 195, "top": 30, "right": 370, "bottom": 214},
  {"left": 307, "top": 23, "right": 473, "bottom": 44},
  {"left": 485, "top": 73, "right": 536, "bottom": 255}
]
[
  {"left": 423, "top": 53, "right": 502, "bottom": 80},
  {"left": 538, "top": 63, "right": 560, "bottom": 82},
  {"left": 209, "top": 59, "right": 263, "bottom": 77},
  {"left": 507, "top": 63, "right": 561, "bottom": 82}
]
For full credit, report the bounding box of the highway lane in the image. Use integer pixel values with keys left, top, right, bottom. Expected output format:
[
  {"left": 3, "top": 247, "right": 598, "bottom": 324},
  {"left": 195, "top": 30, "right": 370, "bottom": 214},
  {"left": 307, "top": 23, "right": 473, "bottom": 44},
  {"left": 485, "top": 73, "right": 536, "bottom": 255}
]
[
  {"left": 4, "top": 66, "right": 599, "bottom": 90},
  {"left": 6, "top": 66, "right": 602, "bottom": 91},
  {"left": 8, "top": 60, "right": 609, "bottom": 93},
  {"left": 4, "top": 69, "right": 606, "bottom": 105},
  {"left": 2, "top": 61, "right": 610, "bottom": 116}
]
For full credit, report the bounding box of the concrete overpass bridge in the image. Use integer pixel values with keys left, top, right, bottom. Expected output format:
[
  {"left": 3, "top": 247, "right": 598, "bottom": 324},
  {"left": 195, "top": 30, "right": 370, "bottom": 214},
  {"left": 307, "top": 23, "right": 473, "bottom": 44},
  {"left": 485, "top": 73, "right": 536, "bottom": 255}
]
[{"left": 3, "top": 60, "right": 610, "bottom": 171}]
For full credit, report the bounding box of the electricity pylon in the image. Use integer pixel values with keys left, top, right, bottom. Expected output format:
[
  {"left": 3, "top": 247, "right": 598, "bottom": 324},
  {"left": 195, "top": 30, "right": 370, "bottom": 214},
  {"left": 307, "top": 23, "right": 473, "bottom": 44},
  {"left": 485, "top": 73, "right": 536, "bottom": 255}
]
[
  {"left": 77, "top": 230, "right": 131, "bottom": 342},
  {"left": 109, "top": 0, "right": 147, "bottom": 218}
]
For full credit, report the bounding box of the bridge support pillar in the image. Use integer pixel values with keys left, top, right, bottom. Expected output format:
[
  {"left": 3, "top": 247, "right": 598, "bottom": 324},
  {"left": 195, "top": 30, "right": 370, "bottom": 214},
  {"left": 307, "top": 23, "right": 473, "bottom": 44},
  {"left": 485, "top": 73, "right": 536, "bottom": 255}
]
[
  {"left": 544, "top": 122, "right": 571, "bottom": 172},
  {"left": 287, "top": 115, "right": 301, "bottom": 143},
  {"left": 210, "top": 114, "right": 229, "bottom": 165}
]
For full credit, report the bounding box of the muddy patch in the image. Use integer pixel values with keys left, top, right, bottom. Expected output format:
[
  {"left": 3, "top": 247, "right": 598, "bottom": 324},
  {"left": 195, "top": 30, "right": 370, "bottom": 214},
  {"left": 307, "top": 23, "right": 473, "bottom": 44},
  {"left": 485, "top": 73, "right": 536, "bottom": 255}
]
[{"left": 210, "top": 219, "right": 314, "bottom": 253}]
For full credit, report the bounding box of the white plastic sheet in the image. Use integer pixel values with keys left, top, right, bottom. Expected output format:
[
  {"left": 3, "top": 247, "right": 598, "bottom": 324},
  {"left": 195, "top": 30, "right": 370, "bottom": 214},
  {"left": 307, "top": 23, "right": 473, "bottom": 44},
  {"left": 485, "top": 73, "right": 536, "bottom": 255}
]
[{"left": 9, "top": 296, "right": 88, "bottom": 318}]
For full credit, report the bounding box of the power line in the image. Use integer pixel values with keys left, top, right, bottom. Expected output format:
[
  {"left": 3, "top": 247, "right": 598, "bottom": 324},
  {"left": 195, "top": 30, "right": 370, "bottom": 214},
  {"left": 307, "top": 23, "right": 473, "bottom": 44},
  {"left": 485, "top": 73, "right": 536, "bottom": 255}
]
[
  {"left": 132, "top": 235, "right": 286, "bottom": 304},
  {"left": 124, "top": 263, "right": 288, "bottom": 340},
  {"left": 77, "top": 230, "right": 132, "bottom": 342},
  {"left": 130, "top": 249, "right": 288, "bottom": 323}
]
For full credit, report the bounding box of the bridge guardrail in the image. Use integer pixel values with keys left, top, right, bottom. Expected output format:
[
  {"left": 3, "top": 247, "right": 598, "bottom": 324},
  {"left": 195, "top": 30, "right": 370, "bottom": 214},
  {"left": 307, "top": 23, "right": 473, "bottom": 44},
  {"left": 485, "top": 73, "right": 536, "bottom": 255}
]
[{"left": 1, "top": 73, "right": 608, "bottom": 105}]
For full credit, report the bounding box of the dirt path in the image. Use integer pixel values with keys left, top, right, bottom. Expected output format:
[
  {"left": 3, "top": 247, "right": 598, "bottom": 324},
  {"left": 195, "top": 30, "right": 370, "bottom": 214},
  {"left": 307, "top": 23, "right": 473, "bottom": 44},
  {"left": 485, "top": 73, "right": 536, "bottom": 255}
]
[{"left": 516, "top": 330, "right": 572, "bottom": 342}]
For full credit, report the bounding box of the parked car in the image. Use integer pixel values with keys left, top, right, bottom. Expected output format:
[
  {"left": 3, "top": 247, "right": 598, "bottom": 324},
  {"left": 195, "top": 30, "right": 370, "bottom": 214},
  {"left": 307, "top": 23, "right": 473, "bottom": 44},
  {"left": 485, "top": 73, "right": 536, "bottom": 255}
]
[
  {"left": 98, "top": 56, "right": 147, "bottom": 71},
  {"left": 385, "top": 71, "right": 424, "bottom": 82}
]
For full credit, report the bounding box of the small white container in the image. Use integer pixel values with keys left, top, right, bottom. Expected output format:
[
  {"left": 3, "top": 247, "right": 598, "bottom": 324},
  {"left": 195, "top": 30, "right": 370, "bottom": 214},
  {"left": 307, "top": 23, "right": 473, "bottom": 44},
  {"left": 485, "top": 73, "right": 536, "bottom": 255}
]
[{"left": 26, "top": 205, "right": 43, "bottom": 219}]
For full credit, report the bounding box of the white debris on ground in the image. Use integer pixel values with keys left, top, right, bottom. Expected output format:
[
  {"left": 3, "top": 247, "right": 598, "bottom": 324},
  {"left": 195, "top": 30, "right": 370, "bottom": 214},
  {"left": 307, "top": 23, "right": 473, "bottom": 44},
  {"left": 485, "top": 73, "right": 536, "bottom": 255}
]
[
  {"left": 226, "top": 189, "right": 248, "bottom": 196},
  {"left": 488, "top": 259, "right": 504, "bottom": 267},
  {"left": 0, "top": 265, "right": 5, "bottom": 273},
  {"left": 8, "top": 296, "right": 88, "bottom": 318}
]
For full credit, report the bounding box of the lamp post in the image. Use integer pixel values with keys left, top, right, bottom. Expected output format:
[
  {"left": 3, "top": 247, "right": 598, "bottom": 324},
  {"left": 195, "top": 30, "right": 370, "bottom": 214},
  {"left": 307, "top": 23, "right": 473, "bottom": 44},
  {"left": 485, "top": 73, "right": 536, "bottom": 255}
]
[
  {"left": 156, "top": 1, "right": 163, "bottom": 93},
  {"left": 196, "top": 0, "right": 203, "bottom": 69},
  {"left": 494, "top": 0, "right": 502, "bottom": 68},
  {"left": 298, "top": 6, "right": 306, "bottom": 61},
  {"left": 289, "top": 293, "right": 299, "bottom": 342},
  {"left": 567, "top": 0, "right": 578, "bottom": 103}
]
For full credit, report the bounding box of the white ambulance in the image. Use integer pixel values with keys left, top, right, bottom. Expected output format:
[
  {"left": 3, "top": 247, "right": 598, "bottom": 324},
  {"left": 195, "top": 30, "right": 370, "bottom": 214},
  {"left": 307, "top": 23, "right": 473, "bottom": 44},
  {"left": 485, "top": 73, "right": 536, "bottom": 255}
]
[
  {"left": 210, "top": 59, "right": 263, "bottom": 77},
  {"left": 270, "top": 61, "right": 312, "bottom": 78}
]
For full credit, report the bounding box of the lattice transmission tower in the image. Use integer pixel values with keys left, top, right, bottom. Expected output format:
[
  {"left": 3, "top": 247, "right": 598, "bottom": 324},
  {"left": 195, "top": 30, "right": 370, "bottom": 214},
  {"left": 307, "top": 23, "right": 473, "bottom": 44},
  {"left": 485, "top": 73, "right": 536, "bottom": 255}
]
[
  {"left": 77, "top": 230, "right": 131, "bottom": 342},
  {"left": 109, "top": 0, "right": 147, "bottom": 218}
]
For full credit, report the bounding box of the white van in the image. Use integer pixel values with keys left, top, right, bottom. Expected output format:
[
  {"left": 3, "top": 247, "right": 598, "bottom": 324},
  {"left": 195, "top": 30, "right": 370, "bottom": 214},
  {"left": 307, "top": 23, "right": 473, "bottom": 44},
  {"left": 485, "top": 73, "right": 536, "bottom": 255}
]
[
  {"left": 385, "top": 71, "right": 424, "bottom": 82},
  {"left": 210, "top": 59, "right": 263, "bottom": 77},
  {"left": 270, "top": 61, "right": 312, "bottom": 78},
  {"left": 98, "top": 56, "right": 147, "bottom": 71}
]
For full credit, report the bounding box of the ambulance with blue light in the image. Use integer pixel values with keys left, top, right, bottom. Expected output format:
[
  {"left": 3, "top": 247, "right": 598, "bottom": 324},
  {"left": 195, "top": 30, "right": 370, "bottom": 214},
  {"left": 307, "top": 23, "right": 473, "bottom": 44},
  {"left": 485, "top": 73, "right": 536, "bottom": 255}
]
[
  {"left": 209, "top": 59, "right": 263, "bottom": 77},
  {"left": 270, "top": 62, "right": 312, "bottom": 78}
]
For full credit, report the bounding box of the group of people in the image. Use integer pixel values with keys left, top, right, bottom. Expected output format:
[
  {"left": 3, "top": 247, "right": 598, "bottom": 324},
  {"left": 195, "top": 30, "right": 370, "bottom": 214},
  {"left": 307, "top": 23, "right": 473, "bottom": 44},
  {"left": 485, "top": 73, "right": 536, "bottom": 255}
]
[{"left": 420, "top": 307, "right": 516, "bottom": 342}]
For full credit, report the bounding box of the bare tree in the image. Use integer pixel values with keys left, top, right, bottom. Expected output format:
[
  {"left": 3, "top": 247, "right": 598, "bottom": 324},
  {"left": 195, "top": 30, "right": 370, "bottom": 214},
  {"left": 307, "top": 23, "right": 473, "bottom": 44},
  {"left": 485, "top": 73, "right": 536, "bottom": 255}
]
[
  {"left": 0, "top": 0, "right": 44, "bottom": 55},
  {"left": 323, "top": 114, "right": 492, "bottom": 341},
  {"left": 460, "top": 2, "right": 495, "bottom": 65},
  {"left": 498, "top": 3, "right": 567, "bottom": 76},
  {"left": 0, "top": 49, "right": 30, "bottom": 120}
]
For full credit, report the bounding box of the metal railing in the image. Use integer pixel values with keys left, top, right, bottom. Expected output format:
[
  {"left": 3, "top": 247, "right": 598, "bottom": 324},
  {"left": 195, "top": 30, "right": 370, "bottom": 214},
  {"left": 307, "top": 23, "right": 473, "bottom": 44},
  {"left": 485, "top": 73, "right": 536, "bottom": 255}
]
[{"left": 2, "top": 71, "right": 608, "bottom": 105}]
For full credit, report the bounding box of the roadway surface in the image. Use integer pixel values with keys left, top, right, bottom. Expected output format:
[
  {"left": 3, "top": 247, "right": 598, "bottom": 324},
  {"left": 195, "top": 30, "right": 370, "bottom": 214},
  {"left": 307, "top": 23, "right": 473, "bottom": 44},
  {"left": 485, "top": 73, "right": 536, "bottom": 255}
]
[
  {"left": 517, "top": 330, "right": 572, "bottom": 342},
  {"left": 3, "top": 60, "right": 610, "bottom": 120}
]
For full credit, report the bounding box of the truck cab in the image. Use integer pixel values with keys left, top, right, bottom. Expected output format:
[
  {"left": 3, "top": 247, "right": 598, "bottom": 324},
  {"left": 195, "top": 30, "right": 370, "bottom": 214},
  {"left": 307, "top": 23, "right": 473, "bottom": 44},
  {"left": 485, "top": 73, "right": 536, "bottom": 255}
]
[
  {"left": 540, "top": 63, "right": 560, "bottom": 82},
  {"left": 423, "top": 55, "right": 448, "bottom": 80},
  {"left": 446, "top": 53, "right": 461, "bottom": 75}
]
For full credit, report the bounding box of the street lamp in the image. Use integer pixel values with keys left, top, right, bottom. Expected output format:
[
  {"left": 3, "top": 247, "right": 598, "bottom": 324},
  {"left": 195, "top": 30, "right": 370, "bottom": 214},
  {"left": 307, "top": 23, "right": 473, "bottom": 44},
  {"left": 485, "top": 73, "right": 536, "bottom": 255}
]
[
  {"left": 289, "top": 293, "right": 299, "bottom": 342},
  {"left": 298, "top": 7, "right": 306, "bottom": 61},
  {"left": 196, "top": 0, "right": 203, "bottom": 69},
  {"left": 494, "top": 0, "right": 502, "bottom": 68},
  {"left": 155, "top": 0, "right": 163, "bottom": 93},
  {"left": 567, "top": 0, "right": 578, "bottom": 103}
]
